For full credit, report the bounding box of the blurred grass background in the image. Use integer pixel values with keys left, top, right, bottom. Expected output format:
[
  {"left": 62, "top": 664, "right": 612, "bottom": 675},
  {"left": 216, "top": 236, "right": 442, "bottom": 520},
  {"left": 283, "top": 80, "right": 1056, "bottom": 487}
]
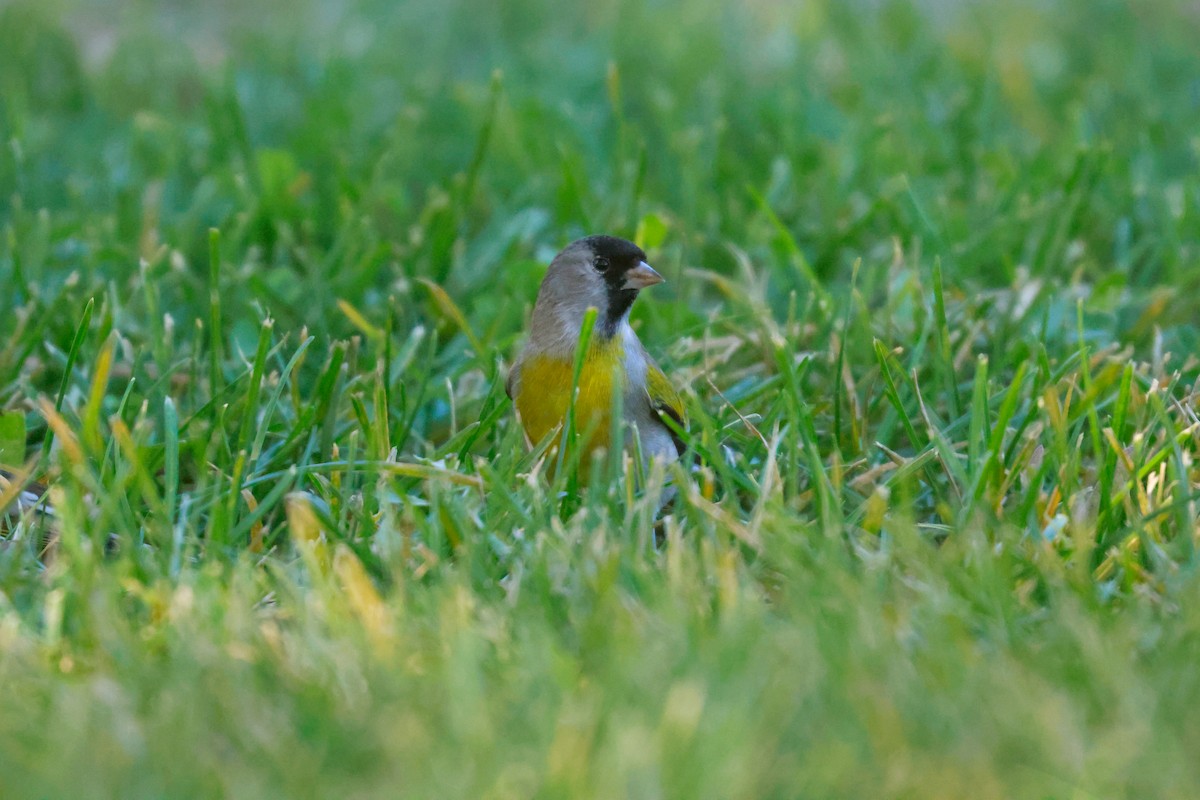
[{"left": 1, "top": 0, "right": 1200, "bottom": 797}]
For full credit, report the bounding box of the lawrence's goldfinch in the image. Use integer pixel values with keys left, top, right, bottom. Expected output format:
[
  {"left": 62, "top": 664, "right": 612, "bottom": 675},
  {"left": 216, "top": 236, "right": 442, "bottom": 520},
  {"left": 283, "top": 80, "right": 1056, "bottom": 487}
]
[{"left": 506, "top": 235, "right": 685, "bottom": 473}]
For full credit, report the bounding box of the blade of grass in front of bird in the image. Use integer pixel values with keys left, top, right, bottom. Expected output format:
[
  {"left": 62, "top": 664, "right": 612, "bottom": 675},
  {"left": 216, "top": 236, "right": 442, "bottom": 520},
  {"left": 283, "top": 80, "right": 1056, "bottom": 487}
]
[
  {"left": 606, "top": 368, "right": 625, "bottom": 489},
  {"left": 557, "top": 306, "right": 598, "bottom": 503}
]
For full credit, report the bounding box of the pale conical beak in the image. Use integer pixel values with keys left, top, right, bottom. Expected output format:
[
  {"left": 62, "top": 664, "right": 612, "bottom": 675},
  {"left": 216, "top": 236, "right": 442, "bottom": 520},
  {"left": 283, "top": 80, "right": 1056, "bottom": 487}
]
[{"left": 623, "top": 261, "right": 665, "bottom": 290}]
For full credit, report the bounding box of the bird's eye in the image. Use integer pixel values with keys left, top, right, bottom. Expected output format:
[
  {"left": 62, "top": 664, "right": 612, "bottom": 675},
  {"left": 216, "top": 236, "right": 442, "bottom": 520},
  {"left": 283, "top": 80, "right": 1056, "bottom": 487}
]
[{"left": 593, "top": 256, "right": 610, "bottom": 273}]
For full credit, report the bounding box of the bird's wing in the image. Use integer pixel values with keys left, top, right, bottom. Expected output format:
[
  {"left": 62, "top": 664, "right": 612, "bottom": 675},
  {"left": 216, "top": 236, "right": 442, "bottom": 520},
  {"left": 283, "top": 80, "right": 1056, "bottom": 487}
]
[{"left": 644, "top": 357, "right": 687, "bottom": 455}]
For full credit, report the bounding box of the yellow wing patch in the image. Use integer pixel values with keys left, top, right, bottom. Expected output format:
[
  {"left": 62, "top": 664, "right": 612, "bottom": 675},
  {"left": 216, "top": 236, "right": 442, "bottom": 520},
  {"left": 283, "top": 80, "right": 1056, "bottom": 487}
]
[
  {"left": 645, "top": 360, "right": 685, "bottom": 424},
  {"left": 645, "top": 359, "right": 686, "bottom": 455}
]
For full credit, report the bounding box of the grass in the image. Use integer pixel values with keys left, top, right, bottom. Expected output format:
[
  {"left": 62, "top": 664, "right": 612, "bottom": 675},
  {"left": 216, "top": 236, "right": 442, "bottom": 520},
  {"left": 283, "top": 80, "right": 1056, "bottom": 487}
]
[{"left": 1, "top": 0, "right": 1200, "bottom": 796}]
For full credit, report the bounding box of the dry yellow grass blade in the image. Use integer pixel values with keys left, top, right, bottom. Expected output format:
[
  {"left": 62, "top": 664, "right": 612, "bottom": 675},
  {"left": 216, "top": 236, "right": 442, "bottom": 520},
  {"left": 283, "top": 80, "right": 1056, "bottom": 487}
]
[
  {"left": 285, "top": 492, "right": 330, "bottom": 575},
  {"left": 333, "top": 544, "right": 394, "bottom": 652},
  {"left": 417, "top": 277, "right": 484, "bottom": 355}
]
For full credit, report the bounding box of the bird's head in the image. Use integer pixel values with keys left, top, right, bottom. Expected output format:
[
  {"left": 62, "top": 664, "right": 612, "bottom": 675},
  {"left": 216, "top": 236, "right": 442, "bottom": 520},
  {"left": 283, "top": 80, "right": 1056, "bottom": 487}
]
[{"left": 536, "top": 235, "right": 664, "bottom": 338}]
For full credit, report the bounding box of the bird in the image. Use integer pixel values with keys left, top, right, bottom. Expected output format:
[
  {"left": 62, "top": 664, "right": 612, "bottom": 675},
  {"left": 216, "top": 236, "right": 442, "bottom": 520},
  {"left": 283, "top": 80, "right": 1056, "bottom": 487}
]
[{"left": 506, "top": 234, "right": 686, "bottom": 478}]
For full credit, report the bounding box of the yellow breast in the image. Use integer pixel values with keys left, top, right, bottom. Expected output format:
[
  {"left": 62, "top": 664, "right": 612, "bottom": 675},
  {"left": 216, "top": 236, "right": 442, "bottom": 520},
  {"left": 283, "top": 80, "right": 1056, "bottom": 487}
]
[{"left": 514, "top": 338, "right": 625, "bottom": 456}]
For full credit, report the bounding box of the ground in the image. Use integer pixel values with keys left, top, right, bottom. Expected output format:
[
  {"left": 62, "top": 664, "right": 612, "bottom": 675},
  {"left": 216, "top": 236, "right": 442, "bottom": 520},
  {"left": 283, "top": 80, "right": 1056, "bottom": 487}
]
[{"left": 1, "top": 0, "right": 1199, "bottom": 797}]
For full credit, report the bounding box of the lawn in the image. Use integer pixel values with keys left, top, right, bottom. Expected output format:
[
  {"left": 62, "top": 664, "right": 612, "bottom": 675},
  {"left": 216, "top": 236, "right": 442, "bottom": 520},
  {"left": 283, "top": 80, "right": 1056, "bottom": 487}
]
[{"left": 1, "top": 0, "right": 1199, "bottom": 796}]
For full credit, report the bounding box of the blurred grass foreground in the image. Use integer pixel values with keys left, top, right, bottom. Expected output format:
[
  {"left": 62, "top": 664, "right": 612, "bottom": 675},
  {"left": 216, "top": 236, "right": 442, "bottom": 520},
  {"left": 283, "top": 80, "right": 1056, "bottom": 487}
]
[{"left": 2, "top": 0, "right": 1200, "bottom": 797}]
